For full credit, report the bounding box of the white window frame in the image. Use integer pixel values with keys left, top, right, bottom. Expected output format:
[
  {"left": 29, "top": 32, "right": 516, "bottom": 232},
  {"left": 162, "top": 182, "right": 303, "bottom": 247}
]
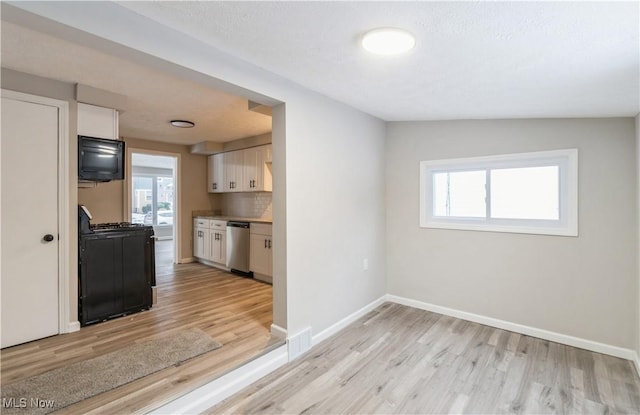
[{"left": 420, "top": 149, "right": 578, "bottom": 236}]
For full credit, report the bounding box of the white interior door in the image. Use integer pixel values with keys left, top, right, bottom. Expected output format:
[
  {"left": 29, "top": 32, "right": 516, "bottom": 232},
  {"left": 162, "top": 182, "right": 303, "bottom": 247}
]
[{"left": 1, "top": 94, "right": 60, "bottom": 348}]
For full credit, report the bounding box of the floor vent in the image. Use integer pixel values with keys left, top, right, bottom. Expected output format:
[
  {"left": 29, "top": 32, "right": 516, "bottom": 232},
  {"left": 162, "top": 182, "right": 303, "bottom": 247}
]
[{"left": 287, "top": 327, "right": 312, "bottom": 361}]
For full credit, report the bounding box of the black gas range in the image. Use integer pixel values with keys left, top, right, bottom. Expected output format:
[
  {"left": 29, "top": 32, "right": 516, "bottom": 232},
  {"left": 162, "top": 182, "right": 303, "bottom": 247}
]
[{"left": 78, "top": 215, "right": 156, "bottom": 326}]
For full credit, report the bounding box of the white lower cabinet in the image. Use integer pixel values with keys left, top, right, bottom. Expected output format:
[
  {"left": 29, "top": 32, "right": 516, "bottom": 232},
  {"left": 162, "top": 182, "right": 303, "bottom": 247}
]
[
  {"left": 194, "top": 219, "right": 227, "bottom": 267},
  {"left": 250, "top": 223, "right": 272, "bottom": 283},
  {"left": 194, "top": 219, "right": 210, "bottom": 260},
  {"left": 210, "top": 229, "right": 226, "bottom": 264}
]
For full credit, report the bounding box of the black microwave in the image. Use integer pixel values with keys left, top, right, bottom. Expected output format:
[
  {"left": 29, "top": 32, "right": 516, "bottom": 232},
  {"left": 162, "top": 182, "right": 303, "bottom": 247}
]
[{"left": 78, "top": 135, "right": 125, "bottom": 182}]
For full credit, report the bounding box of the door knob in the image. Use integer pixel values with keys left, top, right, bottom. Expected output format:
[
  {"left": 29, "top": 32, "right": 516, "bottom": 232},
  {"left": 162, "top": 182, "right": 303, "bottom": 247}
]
[{"left": 43, "top": 234, "right": 55, "bottom": 242}]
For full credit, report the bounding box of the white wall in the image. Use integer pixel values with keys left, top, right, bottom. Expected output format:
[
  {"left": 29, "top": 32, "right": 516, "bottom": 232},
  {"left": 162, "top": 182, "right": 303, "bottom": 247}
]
[
  {"left": 386, "top": 118, "right": 636, "bottom": 349},
  {"left": 285, "top": 97, "right": 386, "bottom": 334},
  {"left": 636, "top": 114, "right": 640, "bottom": 359},
  {"left": 4, "top": 2, "right": 388, "bottom": 336}
]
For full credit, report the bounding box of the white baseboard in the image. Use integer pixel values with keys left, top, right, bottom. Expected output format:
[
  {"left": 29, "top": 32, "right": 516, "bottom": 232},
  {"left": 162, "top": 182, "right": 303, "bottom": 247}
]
[
  {"left": 387, "top": 294, "right": 635, "bottom": 361},
  {"left": 312, "top": 295, "right": 387, "bottom": 346},
  {"left": 149, "top": 344, "right": 288, "bottom": 414},
  {"left": 270, "top": 323, "right": 287, "bottom": 340},
  {"left": 634, "top": 352, "right": 640, "bottom": 378},
  {"left": 65, "top": 321, "right": 80, "bottom": 333},
  {"left": 178, "top": 257, "right": 195, "bottom": 264}
]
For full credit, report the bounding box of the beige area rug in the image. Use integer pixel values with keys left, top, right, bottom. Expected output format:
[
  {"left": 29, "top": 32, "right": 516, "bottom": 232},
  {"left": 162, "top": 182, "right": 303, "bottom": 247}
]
[{"left": 1, "top": 328, "right": 222, "bottom": 415}]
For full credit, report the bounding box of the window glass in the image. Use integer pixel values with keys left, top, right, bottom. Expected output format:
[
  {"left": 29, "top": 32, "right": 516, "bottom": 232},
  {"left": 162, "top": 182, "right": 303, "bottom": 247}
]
[
  {"left": 490, "top": 166, "right": 559, "bottom": 220},
  {"left": 433, "top": 170, "right": 486, "bottom": 218}
]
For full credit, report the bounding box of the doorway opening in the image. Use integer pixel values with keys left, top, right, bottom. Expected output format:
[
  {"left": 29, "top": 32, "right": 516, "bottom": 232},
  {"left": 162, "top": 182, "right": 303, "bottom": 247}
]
[{"left": 128, "top": 150, "right": 179, "bottom": 272}]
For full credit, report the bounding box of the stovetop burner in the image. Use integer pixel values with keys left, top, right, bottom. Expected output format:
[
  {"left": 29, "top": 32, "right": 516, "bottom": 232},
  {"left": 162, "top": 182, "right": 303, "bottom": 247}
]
[{"left": 90, "top": 222, "right": 151, "bottom": 231}]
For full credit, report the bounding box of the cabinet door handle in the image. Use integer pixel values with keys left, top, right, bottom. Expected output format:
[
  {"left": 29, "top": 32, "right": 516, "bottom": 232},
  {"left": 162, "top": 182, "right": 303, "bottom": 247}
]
[
  {"left": 268, "top": 239, "right": 272, "bottom": 249},
  {"left": 213, "top": 183, "right": 217, "bottom": 190},
  {"left": 264, "top": 239, "right": 267, "bottom": 248}
]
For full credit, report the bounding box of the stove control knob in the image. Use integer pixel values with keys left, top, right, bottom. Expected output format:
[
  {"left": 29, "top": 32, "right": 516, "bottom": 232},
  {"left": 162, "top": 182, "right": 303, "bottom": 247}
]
[{"left": 43, "top": 234, "right": 55, "bottom": 242}]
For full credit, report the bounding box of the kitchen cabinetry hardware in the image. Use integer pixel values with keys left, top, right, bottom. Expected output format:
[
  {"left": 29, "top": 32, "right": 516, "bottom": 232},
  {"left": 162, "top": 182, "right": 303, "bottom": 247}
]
[
  {"left": 268, "top": 239, "right": 272, "bottom": 249},
  {"left": 43, "top": 234, "right": 55, "bottom": 242}
]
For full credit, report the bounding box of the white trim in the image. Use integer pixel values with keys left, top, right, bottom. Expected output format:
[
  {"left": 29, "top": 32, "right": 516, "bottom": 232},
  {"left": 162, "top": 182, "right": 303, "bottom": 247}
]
[
  {"left": 419, "top": 148, "right": 578, "bottom": 237},
  {"left": 1, "top": 89, "right": 72, "bottom": 335},
  {"left": 634, "top": 353, "right": 640, "bottom": 378},
  {"left": 387, "top": 294, "right": 635, "bottom": 361},
  {"left": 312, "top": 295, "right": 387, "bottom": 345},
  {"left": 270, "top": 323, "right": 287, "bottom": 340},
  {"left": 149, "top": 344, "right": 288, "bottom": 415},
  {"left": 66, "top": 321, "right": 80, "bottom": 333},
  {"left": 126, "top": 147, "right": 182, "bottom": 264}
]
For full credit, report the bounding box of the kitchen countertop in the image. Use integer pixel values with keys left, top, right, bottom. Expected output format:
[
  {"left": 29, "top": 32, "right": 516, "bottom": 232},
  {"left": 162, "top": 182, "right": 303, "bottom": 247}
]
[{"left": 195, "top": 215, "right": 272, "bottom": 224}]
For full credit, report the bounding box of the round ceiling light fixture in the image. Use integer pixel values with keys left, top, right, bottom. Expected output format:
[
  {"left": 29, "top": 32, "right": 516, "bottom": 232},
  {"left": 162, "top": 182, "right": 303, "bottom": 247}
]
[
  {"left": 361, "top": 27, "right": 416, "bottom": 56},
  {"left": 170, "top": 120, "right": 195, "bottom": 128}
]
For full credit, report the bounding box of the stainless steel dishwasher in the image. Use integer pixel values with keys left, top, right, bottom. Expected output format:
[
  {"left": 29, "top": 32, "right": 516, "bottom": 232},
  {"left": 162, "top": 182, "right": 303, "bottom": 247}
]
[{"left": 226, "top": 221, "right": 251, "bottom": 275}]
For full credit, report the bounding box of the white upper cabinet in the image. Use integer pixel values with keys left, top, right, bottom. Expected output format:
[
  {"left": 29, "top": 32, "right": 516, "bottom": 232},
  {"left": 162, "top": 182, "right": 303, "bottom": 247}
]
[
  {"left": 208, "top": 144, "right": 272, "bottom": 193},
  {"left": 224, "top": 150, "right": 245, "bottom": 192},
  {"left": 77, "top": 103, "right": 119, "bottom": 139},
  {"left": 207, "top": 153, "right": 225, "bottom": 193},
  {"left": 244, "top": 144, "right": 272, "bottom": 192}
]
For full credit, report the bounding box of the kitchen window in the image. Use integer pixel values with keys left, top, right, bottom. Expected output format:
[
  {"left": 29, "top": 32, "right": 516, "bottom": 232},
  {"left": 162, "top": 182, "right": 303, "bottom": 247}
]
[{"left": 420, "top": 149, "right": 578, "bottom": 236}]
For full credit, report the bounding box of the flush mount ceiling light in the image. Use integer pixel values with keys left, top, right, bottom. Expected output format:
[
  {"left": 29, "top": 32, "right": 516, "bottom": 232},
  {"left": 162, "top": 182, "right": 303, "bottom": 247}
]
[
  {"left": 170, "top": 120, "right": 195, "bottom": 128},
  {"left": 361, "top": 27, "right": 416, "bottom": 56}
]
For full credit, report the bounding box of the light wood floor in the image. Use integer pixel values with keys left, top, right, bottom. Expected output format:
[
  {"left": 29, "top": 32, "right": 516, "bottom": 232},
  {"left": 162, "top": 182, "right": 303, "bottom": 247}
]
[
  {"left": 210, "top": 303, "right": 640, "bottom": 415},
  {"left": 1, "top": 249, "right": 278, "bottom": 414}
]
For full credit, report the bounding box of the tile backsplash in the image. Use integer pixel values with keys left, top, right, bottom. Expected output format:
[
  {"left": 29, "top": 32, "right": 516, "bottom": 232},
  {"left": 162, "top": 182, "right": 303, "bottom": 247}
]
[{"left": 221, "top": 192, "right": 272, "bottom": 220}]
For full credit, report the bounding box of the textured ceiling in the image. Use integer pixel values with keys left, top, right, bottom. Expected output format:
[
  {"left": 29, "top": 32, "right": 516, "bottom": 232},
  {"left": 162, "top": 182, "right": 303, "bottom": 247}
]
[
  {"left": 118, "top": 1, "right": 639, "bottom": 120},
  {"left": 2, "top": 1, "right": 638, "bottom": 135},
  {"left": 0, "top": 21, "right": 272, "bottom": 145}
]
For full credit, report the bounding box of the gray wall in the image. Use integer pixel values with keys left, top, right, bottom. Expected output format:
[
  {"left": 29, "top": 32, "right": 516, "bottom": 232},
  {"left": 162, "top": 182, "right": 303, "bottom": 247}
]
[
  {"left": 284, "top": 93, "right": 387, "bottom": 334},
  {"left": 386, "top": 118, "right": 637, "bottom": 349}
]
